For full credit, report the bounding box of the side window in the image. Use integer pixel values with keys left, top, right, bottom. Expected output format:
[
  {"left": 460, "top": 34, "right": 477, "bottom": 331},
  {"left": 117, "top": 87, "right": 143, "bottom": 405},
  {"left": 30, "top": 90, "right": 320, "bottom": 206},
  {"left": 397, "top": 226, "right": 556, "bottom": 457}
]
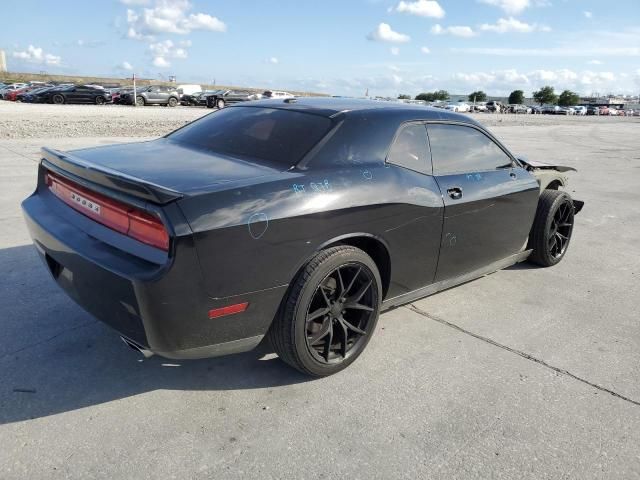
[
  {"left": 387, "top": 123, "right": 430, "bottom": 174},
  {"left": 427, "top": 124, "right": 512, "bottom": 175}
]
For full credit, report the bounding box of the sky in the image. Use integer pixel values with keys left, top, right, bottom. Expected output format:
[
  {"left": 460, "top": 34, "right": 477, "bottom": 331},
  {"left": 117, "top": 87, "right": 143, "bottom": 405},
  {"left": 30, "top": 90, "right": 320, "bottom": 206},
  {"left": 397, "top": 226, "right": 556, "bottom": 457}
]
[{"left": 2, "top": 0, "right": 640, "bottom": 97}]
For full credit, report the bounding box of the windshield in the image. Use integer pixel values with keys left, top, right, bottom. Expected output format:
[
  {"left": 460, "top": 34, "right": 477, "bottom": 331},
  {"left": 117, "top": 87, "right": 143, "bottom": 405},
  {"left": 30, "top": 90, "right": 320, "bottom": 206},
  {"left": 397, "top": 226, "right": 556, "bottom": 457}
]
[{"left": 167, "top": 106, "right": 333, "bottom": 168}]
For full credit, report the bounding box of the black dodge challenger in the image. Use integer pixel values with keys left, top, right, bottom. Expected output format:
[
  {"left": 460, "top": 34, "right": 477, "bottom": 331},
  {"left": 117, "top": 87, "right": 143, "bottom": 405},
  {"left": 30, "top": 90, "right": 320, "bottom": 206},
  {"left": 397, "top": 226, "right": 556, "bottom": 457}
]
[{"left": 22, "top": 98, "right": 582, "bottom": 376}]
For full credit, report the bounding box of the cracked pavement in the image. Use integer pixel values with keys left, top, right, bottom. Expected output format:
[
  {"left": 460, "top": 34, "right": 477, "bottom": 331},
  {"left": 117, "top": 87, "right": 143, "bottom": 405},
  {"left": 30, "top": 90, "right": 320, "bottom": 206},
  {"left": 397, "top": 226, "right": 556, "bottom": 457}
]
[{"left": 1, "top": 111, "right": 639, "bottom": 479}]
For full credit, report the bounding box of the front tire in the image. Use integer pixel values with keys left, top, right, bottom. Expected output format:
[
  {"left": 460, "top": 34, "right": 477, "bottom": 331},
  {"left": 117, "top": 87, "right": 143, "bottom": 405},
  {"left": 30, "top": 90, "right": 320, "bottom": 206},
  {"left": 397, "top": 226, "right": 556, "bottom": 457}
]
[
  {"left": 95, "top": 96, "right": 105, "bottom": 105},
  {"left": 52, "top": 94, "right": 65, "bottom": 105},
  {"left": 168, "top": 97, "right": 178, "bottom": 107},
  {"left": 528, "top": 190, "right": 575, "bottom": 267},
  {"left": 217, "top": 98, "right": 225, "bottom": 109},
  {"left": 269, "top": 246, "right": 382, "bottom": 377},
  {"left": 135, "top": 96, "right": 145, "bottom": 107}
]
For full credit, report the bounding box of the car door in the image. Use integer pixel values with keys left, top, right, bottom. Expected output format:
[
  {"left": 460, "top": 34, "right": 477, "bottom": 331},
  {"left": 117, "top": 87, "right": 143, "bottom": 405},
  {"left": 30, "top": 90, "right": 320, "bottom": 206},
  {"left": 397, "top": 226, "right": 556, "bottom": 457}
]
[
  {"left": 427, "top": 122, "right": 539, "bottom": 282},
  {"left": 385, "top": 122, "right": 444, "bottom": 290},
  {"left": 157, "top": 86, "right": 170, "bottom": 104},
  {"left": 72, "top": 86, "right": 89, "bottom": 103}
]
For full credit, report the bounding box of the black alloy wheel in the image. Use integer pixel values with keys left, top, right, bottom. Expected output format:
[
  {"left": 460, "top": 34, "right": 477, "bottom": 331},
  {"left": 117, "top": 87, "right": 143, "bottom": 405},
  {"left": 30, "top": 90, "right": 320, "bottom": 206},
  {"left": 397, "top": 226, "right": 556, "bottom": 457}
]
[
  {"left": 95, "top": 96, "right": 105, "bottom": 105},
  {"left": 548, "top": 200, "right": 573, "bottom": 259},
  {"left": 52, "top": 94, "right": 65, "bottom": 105},
  {"left": 528, "top": 189, "right": 575, "bottom": 266},
  {"left": 305, "top": 263, "right": 376, "bottom": 364},
  {"left": 135, "top": 96, "right": 145, "bottom": 107},
  {"left": 269, "top": 246, "right": 382, "bottom": 376}
]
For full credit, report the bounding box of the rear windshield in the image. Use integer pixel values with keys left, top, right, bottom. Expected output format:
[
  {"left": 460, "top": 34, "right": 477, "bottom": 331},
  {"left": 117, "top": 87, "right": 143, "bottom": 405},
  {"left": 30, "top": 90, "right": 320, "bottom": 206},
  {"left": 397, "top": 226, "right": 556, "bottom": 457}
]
[{"left": 167, "top": 107, "right": 333, "bottom": 167}]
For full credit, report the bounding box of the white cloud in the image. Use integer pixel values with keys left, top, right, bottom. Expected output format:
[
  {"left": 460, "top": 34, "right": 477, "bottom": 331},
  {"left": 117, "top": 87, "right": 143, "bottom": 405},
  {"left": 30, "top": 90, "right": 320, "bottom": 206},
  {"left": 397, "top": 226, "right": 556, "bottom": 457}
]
[
  {"left": 394, "top": 0, "right": 445, "bottom": 18},
  {"left": 125, "top": 0, "right": 226, "bottom": 39},
  {"left": 148, "top": 39, "right": 188, "bottom": 68},
  {"left": 478, "top": 0, "right": 530, "bottom": 15},
  {"left": 421, "top": 46, "right": 431, "bottom": 54},
  {"left": 12, "top": 45, "right": 61, "bottom": 65},
  {"left": 152, "top": 56, "right": 171, "bottom": 68},
  {"left": 450, "top": 68, "right": 622, "bottom": 95},
  {"left": 149, "top": 39, "right": 188, "bottom": 59},
  {"left": 451, "top": 46, "right": 640, "bottom": 56},
  {"left": 120, "top": 61, "right": 134, "bottom": 70},
  {"left": 587, "top": 59, "right": 603, "bottom": 65},
  {"left": 583, "top": 11, "right": 593, "bottom": 19},
  {"left": 266, "top": 57, "right": 279, "bottom": 64},
  {"left": 480, "top": 17, "right": 550, "bottom": 33},
  {"left": 390, "top": 47, "right": 400, "bottom": 55},
  {"left": 367, "top": 23, "right": 411, "bottom": 43},
  {"left": 119, "top": 0, "right": 150, "bottom": 4},
  {"left": 431, "top": 24, "right": 475, "bottom": 37},
  {"left": 76, "top": 39, "right": 106, "bottom": 48}
]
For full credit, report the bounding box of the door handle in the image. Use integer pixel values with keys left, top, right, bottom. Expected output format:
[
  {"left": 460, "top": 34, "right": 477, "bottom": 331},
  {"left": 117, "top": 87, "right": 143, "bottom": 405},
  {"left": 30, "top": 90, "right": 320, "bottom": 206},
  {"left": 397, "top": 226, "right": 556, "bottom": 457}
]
[{"left": 447, "top": 187, "right": 463, "bottom": 200}]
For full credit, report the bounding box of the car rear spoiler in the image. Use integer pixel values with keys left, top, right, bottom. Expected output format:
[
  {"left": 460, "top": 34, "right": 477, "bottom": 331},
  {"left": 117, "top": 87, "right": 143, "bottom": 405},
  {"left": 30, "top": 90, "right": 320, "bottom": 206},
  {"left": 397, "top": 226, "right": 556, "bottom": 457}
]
[{"left": 40, "top": 147, "right": 183, "bottom": 205}]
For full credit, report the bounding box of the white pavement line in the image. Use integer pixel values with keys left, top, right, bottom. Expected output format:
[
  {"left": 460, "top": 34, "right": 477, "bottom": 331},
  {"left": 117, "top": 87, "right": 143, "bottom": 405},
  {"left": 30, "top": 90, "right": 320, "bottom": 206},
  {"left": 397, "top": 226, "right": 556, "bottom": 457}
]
[{"left": 407, "top": 303, "right": 640, "bottom": 408}]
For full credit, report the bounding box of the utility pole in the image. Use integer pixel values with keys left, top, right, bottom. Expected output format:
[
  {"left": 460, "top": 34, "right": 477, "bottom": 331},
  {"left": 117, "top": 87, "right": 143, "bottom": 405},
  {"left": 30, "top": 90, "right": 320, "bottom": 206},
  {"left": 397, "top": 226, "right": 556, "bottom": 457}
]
[{"left": 132, "top": 73, "right": 137, "bottom": 107}]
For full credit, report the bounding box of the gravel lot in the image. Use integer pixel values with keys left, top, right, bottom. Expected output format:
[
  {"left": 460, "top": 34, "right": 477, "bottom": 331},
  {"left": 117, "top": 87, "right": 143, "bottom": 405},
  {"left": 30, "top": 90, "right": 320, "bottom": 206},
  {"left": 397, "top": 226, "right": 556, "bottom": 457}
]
[
  {"left": 1, "top": 100, "right": 638, "bottom": 139},
  {"left": 1, "top": 102, "right": 639, "bottom": 479}
]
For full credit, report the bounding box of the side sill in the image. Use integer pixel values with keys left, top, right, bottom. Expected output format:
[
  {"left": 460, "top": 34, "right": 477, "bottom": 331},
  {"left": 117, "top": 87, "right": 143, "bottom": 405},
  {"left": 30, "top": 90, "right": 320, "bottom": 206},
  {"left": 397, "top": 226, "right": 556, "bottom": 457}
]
[{"left": 382, "top": 250, "right": 532, "bottom": 310}]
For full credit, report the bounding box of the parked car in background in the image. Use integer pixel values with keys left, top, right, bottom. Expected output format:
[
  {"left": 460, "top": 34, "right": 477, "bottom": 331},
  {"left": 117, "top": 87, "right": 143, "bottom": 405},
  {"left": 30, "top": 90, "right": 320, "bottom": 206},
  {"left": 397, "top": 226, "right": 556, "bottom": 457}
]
[
  {"left": 5, "top": 86, "right": 36, "bottom": 101},
  {"left": 176, "top": 84, "right": 202, "bottom": 99},
  {"left": 508, "top": 104, "right": 530, "bottom": 114},
  {"left": 599, "top": 106, "right": 610, "bottom": 115},
  {"left": 22, "top": 98, "right": 583, "bottom": 376},
  {"left": 572, "top": 106, "right": 587, "bottom": 115},
  {"left": 180, "top": 91, "right": 201, "bottom": 106},
  {"left": 485, "top": 101, "right": 504, "bottom": 113},
  {"left": 586, "top": 105, "right": 600, "bottom": 115},
  {"left": 205, "top": 90, "right": 261, "bottom": 109},
  {"left": 470, "top": 103, "right": 487, "bottom": 112},
  {"left": 541, "top": 105, "right": 559, "bottom": 114},
  {"left": 16, "top": 85, "right": 54, "bottom": 102},
  {"left": 608, "top": 108, "right": 619, "bottom": 116},
  {"left": 262, "top": 90, "right": 294, "bottom": 100},
  {"left": 49, "top": 85, "right": 112, "bottom": 105},
  {"left": 119, "top": 85, "right": 180, "bottom": 107},
  {"left": 0, "top": 83, "right": 28, "bottom": 99},
  {"left": 27, "top": 86, "right": 67, "bottom": 104},
  {"left": 527, "top": 105, "right": 542, "bottom": 114},
  {"left": 445, "top": 103, "right": 470, "bottom": 113}
]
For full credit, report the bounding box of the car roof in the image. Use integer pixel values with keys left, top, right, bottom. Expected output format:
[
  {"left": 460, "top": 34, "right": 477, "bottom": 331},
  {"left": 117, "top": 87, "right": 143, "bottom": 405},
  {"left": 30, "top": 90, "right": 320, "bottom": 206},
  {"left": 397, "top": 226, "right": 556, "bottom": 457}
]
[{"left": 238, "top": 97, "right": 480, "bottom": 124}]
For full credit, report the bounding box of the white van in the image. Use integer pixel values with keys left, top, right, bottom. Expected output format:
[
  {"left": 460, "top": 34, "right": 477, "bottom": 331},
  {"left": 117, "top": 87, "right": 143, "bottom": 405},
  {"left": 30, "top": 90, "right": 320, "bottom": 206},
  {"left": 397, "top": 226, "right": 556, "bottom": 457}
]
[{"left": 176, "top": 84, "right": 202, "bottom": 98}]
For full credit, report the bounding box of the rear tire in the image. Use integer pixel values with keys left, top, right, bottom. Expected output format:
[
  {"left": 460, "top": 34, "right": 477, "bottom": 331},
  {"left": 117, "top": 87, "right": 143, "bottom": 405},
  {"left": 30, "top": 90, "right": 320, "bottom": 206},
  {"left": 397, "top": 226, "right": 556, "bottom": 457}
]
[
  {"left": 528, "top": 190, "right": 575, "bottom": 267},
  {"left": 52, "top": 94, "right": 65, "bottom": 105},
  {"left": 136, "top": 96, "right": 145, "bottom": 107},
  {"left": 217, "top": 98, "right": 225, "bottom": 109},
  {"left": 168, "top": 97, "right": 178, "bottom": 107},
  {"left": 269, "top": 246, "right": 382, "bottom": 377},
  {"left": 95, "top": 96, "right": 105, "bottom": 105}
]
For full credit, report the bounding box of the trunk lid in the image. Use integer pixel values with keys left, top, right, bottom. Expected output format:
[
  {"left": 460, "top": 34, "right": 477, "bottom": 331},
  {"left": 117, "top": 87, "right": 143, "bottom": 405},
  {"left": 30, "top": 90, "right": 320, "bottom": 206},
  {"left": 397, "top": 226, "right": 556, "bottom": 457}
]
[{"left": 42, "top": 139, "right": 281, "bottom": 204}]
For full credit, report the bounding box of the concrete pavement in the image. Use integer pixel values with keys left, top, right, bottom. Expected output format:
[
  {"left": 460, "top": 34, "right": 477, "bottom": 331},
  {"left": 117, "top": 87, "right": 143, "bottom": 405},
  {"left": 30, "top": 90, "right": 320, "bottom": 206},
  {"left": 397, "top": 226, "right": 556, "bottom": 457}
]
[{"left": 1, "top": 119, "right": 639, "bottom": 479}]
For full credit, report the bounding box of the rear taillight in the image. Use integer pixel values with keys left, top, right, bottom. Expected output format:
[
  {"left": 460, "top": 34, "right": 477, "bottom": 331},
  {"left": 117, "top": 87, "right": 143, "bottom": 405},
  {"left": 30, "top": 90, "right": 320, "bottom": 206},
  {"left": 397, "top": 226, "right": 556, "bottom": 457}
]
[{"left": 45, "top": 171, "right": 169, "bottom": 251}]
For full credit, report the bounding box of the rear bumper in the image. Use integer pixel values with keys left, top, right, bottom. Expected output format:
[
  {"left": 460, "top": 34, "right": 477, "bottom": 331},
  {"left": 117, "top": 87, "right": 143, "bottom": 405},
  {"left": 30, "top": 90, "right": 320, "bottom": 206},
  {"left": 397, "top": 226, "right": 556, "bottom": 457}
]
[{"left": 22, "top": 189, "right": 286, "bottom": 359}]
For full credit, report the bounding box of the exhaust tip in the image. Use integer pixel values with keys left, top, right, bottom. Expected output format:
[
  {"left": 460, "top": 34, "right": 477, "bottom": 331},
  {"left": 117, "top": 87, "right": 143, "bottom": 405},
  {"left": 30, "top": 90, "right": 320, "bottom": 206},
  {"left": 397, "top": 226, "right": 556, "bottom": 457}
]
[{"left": 120, "top": 336, "right": 154, "bottom": 358}]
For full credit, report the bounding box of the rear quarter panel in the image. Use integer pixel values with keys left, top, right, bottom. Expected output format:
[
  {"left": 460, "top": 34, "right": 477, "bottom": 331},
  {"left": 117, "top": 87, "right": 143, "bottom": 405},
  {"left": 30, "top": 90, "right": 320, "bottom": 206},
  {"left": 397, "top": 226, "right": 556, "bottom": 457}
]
[{"left": 177, "top": 164, "right": 444, "bottom": 300}]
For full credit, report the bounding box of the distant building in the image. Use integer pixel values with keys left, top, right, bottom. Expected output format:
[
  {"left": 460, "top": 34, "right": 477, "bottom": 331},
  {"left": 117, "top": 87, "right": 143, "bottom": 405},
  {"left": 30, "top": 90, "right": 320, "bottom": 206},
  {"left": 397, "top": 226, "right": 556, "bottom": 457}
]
[{"left": 0, "top": 50, "right": 7, "bottom": 73}]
